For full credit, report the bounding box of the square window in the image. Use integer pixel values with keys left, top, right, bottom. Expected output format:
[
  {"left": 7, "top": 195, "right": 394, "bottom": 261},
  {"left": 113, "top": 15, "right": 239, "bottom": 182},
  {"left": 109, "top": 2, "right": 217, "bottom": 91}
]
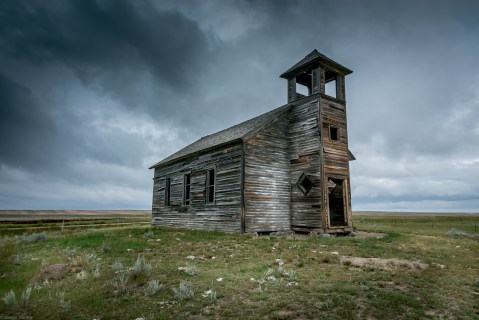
[{"left": 330, "top": 126, "right": 339, "bottom": 141}]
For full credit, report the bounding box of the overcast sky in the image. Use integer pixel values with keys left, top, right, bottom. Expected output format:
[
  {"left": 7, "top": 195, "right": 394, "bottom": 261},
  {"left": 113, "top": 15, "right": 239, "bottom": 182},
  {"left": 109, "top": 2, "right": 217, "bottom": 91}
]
[{"left": 1, "top": 0, "right": 478, "bottom": 212}]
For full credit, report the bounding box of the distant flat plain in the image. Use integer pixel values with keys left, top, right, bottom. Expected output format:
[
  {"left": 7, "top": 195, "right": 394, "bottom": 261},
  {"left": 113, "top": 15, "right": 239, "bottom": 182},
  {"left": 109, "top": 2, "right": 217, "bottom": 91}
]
[
  {"left": 0, "top": 210, "right": 151, "bottom": 221},
  {"left": 1, "top": 209, "right": 477, "bottom": 222},
  {"left": 354, "top": 210, "right": 479, "bottom": 216}
]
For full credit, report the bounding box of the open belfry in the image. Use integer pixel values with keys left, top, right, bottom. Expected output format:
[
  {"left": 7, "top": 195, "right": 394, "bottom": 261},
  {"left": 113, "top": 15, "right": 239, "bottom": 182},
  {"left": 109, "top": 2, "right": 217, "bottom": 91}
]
[{"left": 150, "top": 50, "right": 355, "bottom": 234}]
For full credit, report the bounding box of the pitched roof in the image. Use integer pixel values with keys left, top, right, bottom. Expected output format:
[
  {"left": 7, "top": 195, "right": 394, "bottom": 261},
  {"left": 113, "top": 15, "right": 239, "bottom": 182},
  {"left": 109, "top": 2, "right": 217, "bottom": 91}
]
[
  {"left": 149, "top": 104, "right": 290, "bottom": 169},
  {"left": 280, "top": 50, "right": 353, "bottom": 79}
]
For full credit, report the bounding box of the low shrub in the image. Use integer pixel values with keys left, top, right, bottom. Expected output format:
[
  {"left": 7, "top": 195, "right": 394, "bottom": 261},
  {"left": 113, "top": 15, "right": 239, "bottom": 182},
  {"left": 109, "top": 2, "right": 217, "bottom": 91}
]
[
  {"left": 2, "top": 290, "right": 16, "bottom": 307},
  {"left": 145, "top": 280, "right": 163, "bottom": 296},
  {"left": 445, "top": 228, "right": 469, "bottom": 238},
  {"left": 173, "top": 281, "right": 194, "bottom": 301},
  {"left": 21, "top": 232, "right": 48, "bottom": 243}
]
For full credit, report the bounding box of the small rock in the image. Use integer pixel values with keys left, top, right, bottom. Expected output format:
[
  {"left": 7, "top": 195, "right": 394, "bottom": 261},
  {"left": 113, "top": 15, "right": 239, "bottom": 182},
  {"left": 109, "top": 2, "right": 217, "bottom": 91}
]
[
  {"left": 275, "top": 259, "right": 285, "bottom": 266},
  {"left": 432, "top": 263, "right": 446, "bottom": 270},
  {"left": 202, "top": 289, "right": 213, "bottom": 298},
  {"left": 216, "top": 277, "right": 223, "bottom": 282},
  {"left": 286, "top": 281, "right": 298, "bottom": 287},
  {"left": 126, "top": 249, "right": 133, "bottom": 252},
  {"left": 186, "top": 255, "right": 195, "bottom": 260},
  {"left": 331, "top": 252, "right": 339, "bottom": 255},
  {"left": 156, "top": 239, "right": 161, "bottom": 242}
]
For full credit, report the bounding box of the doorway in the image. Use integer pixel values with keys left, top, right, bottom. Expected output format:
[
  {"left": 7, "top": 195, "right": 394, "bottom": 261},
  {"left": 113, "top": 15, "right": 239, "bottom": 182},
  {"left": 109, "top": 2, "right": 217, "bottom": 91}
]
[{"left": 328, "top": 178, "right": 346, "bottom": 226}]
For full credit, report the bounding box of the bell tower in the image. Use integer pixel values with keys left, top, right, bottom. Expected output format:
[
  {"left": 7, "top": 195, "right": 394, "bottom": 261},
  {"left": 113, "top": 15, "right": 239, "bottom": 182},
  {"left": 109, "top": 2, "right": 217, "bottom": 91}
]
[
  {"left": 280, "top": 50, "right": 355, "bottom": 234},
  {"left": 280, "top": 49, "right": 352, "bottom": 103}
]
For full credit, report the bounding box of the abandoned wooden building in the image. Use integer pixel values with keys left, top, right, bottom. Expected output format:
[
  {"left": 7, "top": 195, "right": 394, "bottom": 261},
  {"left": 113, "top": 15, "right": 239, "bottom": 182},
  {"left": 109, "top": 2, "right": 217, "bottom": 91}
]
[{"left": 150, "top": 50, "right": 355, "bottom": 234}]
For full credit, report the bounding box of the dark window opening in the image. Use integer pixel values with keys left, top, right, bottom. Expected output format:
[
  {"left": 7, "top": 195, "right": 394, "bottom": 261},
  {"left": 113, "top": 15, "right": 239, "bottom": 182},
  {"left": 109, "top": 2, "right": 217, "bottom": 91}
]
[
  {"left": 298, "top": 173, "right": 314, "bottom": 195},
  {"left": 328, "top": 178, "right": 345, "bottom": 226},
  {"left": 330, "top": 126, "right": 339, "bottom": 141},
  {"left": 206, "top": 168, "right": 215, "bottom": 204},
  {"left": 325, "top": 70, "right": 337, "bottom": 98},
  {"left": 165, "top": 178, "right": 171, "bottom": 206},
  {"left": 183, "top": 173, "right": 191, "bottom": 205}
]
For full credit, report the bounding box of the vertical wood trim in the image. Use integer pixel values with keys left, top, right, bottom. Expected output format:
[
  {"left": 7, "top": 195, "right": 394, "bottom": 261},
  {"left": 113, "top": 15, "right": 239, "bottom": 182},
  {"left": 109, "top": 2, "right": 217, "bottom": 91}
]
[
  {"left": 344, "top": 178, "right": 352, "bottom": 227},
  {"left": 319, "top": 97, "right": 328, "bottom": 232},
  {"left": 337, "top": 75, "right": 345, "bottom": 101},
  {"left": 241, "top": 142, "right": 246, "bottom": 233},
  {"left": 319, "top": 67, "right": 325, "bottom": 94},
  {"left": 312, "top": 67, "right": 319, "bottom": 94},
  {"left": 288, "top": 78, "right": 296, "bottom": 103}
]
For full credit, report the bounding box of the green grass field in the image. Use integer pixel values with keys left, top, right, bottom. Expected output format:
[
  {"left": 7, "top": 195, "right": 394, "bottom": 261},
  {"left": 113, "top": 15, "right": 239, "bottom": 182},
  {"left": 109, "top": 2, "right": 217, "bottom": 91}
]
[{"left": 1, "top": 212, "right": 478, "bottom": 319}]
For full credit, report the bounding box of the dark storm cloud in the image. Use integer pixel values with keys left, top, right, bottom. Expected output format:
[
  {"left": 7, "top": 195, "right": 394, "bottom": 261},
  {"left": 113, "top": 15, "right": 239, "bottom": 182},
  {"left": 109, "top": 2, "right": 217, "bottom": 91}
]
[
  {"left": 0, "top": 72, "right": 149, "bottom": 175},
  {"left": 0, "top": 0, "right": 213, "bottom": 106},
  {"left": 0, "top": 73, "right": 71, "bottom": 170}
]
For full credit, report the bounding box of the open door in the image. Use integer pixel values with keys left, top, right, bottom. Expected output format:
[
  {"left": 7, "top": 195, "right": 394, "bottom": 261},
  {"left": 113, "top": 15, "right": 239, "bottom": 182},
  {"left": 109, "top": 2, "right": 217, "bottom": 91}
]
[{"left": 328, "top": 178, "right": 346, "bottom": 226}]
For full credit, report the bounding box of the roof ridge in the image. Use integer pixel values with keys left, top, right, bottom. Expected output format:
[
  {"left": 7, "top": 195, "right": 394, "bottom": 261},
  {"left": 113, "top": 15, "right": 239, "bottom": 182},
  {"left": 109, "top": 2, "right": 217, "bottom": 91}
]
[{"left": 149, "top": 103, "right": 289, "bottom": 169}]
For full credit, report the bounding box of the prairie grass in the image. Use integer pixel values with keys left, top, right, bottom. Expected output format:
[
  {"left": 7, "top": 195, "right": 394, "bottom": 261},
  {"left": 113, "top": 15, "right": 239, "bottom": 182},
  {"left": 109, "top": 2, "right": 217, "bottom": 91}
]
[{"left": 0, "top": 214, "right": 477, "bottom": 319}]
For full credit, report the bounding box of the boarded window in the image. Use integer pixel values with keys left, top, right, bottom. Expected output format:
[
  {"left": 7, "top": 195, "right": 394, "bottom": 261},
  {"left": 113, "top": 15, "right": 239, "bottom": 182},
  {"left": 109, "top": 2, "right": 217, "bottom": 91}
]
[
  {"left": 165, "top": 178, "right": 171, "bottom": 206},
  {"left": 206, "top": 168, "right": 215, "bottom": 204},
  {"left": 183, "top": 173, "right": 191, "bottom": 205},
  {"left": 330, "top": 126, "right": 339, "bottom": 141},
  {"left": 298, "top": 173, "right": 314, "bottom": 195}
]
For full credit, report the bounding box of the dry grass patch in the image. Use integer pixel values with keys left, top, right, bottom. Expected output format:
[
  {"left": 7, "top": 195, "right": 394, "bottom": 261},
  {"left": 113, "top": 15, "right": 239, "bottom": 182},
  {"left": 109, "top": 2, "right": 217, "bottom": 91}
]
[
  {"left": 340, "top": 256, "right": 428, "bottom": 270},
  {"left": 30, "top": 263, "right": 80, "bottom": 283}
]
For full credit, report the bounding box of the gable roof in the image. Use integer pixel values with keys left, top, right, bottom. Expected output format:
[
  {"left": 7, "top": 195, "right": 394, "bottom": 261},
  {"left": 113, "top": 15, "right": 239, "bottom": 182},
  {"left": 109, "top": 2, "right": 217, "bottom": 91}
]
[
  {"left": 149, "top": 104, "right": 290, "bottom": 169},
  {"left": 280, "top": 50, "right": 353, "bottom": 79}
]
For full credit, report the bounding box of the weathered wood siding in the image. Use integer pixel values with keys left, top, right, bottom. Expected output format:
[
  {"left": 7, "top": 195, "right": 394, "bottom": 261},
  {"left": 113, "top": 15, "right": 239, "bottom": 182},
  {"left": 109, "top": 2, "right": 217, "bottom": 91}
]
[
  {"left": 289, "top": 99, "right": 323, "bottom": 231},
  {"left": 244, "top": 114, "right": 291, "bottom": 232},
  {"left": 152, "top": 143, "right": 243, "bottom": 233},
  {"left": 320, "top": 94, "right": 352, "bottom": 227},
  {"left": 320, "top": 97, "right": 349, "bottom": 179}
]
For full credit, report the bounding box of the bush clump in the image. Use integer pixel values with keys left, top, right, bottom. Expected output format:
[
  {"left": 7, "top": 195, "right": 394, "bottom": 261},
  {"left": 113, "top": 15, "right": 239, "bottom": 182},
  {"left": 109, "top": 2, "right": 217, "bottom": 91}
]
[
  {"left": 445, "top": 228, "right": 469, "bottom": 238},
  {"left": 21, "top": 232, "right": 48, "bottom": 243},
  {"left": 173, "top": 281, "right": 194, "bottom": 301}
]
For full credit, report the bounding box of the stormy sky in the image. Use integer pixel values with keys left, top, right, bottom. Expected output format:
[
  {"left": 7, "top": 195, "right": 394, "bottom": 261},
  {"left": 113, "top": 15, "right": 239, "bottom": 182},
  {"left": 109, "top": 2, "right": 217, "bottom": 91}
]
[{"left": 0, "top": 0, "right": 478, "bottom": 212}]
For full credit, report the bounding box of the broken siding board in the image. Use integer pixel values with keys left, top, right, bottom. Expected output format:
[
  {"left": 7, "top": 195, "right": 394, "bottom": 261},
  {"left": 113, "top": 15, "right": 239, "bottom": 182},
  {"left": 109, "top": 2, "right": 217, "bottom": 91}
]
[{"left": 152, "top": 143, "right": 243, "bottom": 233}]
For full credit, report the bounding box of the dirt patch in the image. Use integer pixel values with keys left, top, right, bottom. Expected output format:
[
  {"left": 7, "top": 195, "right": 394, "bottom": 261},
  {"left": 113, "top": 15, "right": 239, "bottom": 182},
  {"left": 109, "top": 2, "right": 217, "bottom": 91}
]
[
  {"left": 352, "top": 231, "right": 386, "bottom": 239},
  {"left": 249, "top": 231, "right": 387, "bottom": 240},
  {"left": 341, "top": 256, "right": 428, "bottom": 271},
  {"left": 30, "top": 263, "right": 80, "bottom": 284}
]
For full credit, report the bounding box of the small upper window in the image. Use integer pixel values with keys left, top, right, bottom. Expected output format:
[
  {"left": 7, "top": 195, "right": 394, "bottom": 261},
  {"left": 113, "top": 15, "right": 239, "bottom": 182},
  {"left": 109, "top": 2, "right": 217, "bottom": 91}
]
[
  {"left": 206, "top": 169, "right": 215, "bottom": 204},
  {"left": 183, "top": 173, "right": 191, "bottom": 205},
  {"left": 330, "top": 126, "right": 339, "bottom": 141}
]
